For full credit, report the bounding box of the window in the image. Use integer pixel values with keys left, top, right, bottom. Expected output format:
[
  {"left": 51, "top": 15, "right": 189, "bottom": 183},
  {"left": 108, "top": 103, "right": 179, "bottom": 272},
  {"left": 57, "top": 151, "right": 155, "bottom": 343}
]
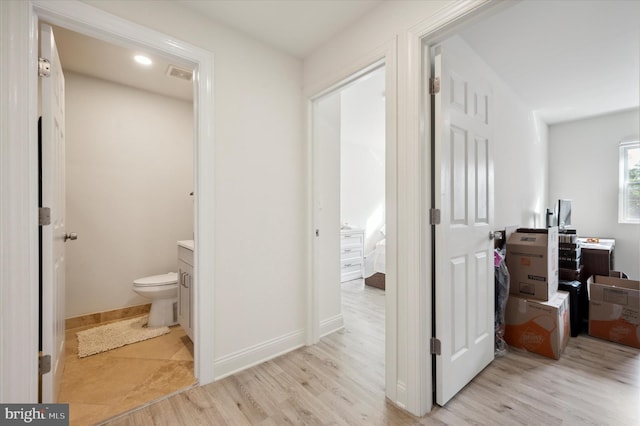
[{"left": 619, "top": 140, "right": 640, "bottom": 223}]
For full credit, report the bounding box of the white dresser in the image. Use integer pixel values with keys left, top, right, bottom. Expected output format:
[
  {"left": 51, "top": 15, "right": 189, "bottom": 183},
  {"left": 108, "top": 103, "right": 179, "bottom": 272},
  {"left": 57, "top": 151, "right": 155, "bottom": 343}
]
[{"left": 340, "top": 228, "right": 364, "bottom": 282}]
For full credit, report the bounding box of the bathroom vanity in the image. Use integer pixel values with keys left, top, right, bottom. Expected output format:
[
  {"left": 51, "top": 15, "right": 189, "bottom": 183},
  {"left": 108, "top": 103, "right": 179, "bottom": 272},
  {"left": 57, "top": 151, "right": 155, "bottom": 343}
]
[{"left": 177, "top": 240, "right": 194, "bottom": 341}]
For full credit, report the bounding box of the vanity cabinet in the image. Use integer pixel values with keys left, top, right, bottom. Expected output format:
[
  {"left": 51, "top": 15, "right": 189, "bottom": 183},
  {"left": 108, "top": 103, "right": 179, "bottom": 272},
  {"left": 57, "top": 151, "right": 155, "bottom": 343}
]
[
  {"left": 178, "top": 244, "right": 194, "bottom": 341},
  {"left": 340, "top": 228, "right": 364, "bottom": 282}
]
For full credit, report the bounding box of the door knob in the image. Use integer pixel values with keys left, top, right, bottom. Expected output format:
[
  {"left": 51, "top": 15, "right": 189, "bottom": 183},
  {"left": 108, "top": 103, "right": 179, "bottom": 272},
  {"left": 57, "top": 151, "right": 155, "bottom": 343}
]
[
  {"left": 64, "top": 232, "right": 78, "bottom": 242},
  {"left": 489, "top": 231, "right": 495, "bottom": 240}
]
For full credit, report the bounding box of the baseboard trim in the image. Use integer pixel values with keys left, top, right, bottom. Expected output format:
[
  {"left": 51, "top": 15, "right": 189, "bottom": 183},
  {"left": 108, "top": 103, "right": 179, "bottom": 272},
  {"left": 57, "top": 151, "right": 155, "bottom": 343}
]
[
  {"left": 319, "top": 313, "right": 344, "bottom": 338},
  {"left": 65, "top": 304, "right": 151, "bottom": 330},
  {"left": 213, "top": 329, "right": 305, "bottom": 380}
]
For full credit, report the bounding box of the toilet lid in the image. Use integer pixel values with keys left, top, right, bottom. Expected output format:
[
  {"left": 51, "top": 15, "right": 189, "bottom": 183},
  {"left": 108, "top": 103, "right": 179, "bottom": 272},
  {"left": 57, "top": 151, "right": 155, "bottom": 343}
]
[{"left": 133, "top": 272, "right": 178, "bottom": 287}]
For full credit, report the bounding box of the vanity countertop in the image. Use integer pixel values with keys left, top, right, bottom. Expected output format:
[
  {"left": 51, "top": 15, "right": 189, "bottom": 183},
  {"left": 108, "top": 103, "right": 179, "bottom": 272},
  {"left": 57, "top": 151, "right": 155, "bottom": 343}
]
[{"left": 178, "top": 240, "right": 194, "bottom": 251}]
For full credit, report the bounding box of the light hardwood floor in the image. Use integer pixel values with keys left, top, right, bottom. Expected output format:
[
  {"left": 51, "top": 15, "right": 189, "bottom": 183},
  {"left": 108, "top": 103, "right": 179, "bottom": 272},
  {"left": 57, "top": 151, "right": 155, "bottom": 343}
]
[{"left": 103, "top": 280, "right": 640, "bottom": 425}]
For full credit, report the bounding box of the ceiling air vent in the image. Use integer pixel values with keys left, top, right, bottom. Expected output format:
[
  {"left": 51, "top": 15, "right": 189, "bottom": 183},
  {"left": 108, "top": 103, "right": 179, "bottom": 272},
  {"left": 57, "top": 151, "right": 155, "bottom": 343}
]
[{"left": 166, "top": 65, "right": 193, "bottom": 81}]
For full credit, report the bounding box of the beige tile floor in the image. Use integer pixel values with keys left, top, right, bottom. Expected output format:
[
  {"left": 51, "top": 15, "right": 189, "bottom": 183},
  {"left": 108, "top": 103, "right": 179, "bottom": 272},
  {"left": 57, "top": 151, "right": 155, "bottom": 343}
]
[{"left": 59, "top": 317, "right": 196, "bottom": 426}]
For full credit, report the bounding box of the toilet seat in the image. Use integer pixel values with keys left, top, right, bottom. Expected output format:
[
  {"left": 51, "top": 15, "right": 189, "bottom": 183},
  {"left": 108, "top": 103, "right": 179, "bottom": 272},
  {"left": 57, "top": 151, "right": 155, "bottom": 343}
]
[{"left": 133, "top": 272, "right": 178, "bottom": 287}]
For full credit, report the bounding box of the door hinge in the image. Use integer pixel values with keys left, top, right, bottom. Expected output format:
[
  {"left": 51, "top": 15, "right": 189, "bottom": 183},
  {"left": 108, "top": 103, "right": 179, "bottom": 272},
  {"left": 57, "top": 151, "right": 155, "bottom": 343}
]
[
  {"left": 429, "top": 208, "right": 441, "bottom": 225},
  {"left": 39, "top": 207, "right": 51, "bottom": 226},
  {"left": 38, "top": 57, "right": 51, "bottom": 77},
  {"left": 429, "top": 77, "right": 440, "bottom": 95},
  {"left": 430, "top": 337, "right": 441, "bottom": 355},
  {"left": 39, "top": 353, "right": 51, "bottom": 375}
]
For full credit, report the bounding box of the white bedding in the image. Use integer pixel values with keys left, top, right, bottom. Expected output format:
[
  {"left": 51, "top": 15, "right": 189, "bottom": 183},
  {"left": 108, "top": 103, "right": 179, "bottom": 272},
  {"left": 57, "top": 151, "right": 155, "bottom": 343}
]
[{"left": 365, "top": 238, "right": 386, "bottom": 277}]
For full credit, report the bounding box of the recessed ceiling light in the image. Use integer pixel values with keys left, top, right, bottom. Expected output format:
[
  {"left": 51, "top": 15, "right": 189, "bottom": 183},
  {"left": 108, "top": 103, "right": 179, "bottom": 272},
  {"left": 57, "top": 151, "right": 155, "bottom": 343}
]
[{"left": 134, "top": 55, "right": 152, "bottom": 66}]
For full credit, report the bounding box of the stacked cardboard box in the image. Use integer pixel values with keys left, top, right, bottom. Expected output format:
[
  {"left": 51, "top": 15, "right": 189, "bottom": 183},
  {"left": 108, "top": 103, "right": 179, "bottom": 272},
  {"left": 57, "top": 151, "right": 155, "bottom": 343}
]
[
  {"left": 506, "top": 227, "right": 558, "bottom": 300},
  {"left": 504, "top": 292, "right": 570, "bottom": 359},
  {"left": 504, "top": 227, "right": 570, "bottom": 359},
  {"left": 588, "top": 275, "right": 640, "bottom": 349}
]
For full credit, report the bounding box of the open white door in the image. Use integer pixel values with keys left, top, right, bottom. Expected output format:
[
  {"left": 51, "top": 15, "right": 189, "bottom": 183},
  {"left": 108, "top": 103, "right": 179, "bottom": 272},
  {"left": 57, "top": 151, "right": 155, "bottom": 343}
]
[
  {"left": 433, "top": 41, "right": 495, "bottom": 406},
  {"left": 40, "top": 23, "right": 67, "bottom": 403}
]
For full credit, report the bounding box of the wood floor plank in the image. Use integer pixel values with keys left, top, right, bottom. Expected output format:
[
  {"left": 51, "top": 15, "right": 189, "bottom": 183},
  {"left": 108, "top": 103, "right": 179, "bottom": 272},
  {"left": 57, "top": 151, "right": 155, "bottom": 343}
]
[
  {"left": 178, "top": 386, "right": 234, "bottom": 425},
  {"left": 102, "top": 279, "right": 640, "bottom": 426}
]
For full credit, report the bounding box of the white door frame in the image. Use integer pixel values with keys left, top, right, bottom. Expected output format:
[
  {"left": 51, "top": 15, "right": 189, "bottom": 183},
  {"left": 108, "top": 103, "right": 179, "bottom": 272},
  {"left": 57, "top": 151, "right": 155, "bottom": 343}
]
[
  {"left": 0, "top": 0, "right": 215, "bottom": 402},
  {"left": 306, "top": 40, "right": 402, "bottom": 406},
  {"left": 402, "top": 0, "right": 507, "bottom": 415},
  {"left": 304, "top": 0, "right": 500, "bottom": 416}
]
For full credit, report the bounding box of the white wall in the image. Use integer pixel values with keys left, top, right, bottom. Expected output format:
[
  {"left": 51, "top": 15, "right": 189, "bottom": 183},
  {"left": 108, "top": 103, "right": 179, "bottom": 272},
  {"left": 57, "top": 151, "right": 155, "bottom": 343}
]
[
  {"left": 549, "top": 109, "right": 640, "bottom": 279},
  {"left": 65, "top": 72, "right": 193, "bottom": 318},
  {"left": 341, "top": 67, "right": 386, "bottom": 255},
  {"left": 303, "top": 0, "right": 450, "bottom": 92},
  {"left": 83, "top": 0, "right": 306, "bottom": 370}
]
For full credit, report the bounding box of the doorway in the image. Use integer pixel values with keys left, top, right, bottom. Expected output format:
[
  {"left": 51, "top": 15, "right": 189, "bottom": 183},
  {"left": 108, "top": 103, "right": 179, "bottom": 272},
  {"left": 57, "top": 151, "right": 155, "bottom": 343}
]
[
  {"left": 40, "top": 23, "right": 197, "bottom": 421},
  {"left": 7, "top": 0, "right": 217, "bottom": 406},
  {"left": 310, "top": 60, "right": 394, "bottom": 397}
]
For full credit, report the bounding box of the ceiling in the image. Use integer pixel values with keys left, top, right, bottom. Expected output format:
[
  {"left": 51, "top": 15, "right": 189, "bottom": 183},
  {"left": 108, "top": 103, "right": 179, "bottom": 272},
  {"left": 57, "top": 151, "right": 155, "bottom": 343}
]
[
  {"left": 50, "top": 0, "right": 383, "bottom": 102},
  {"left": 53, "top": 25, "right": 194, "bottom": 101},
  {"left": 459, "top": 0, "right": 640, "bottom": 124},
  {"left": 178, "top": 0, "right": 384, "bottom": 58},
  {"left": 52, "top": 0, "right": 639, "bottom": 124}
]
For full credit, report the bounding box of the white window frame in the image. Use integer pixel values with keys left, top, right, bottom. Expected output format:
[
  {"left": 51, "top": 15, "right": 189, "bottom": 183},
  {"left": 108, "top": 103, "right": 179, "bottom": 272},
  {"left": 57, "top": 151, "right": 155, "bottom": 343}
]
[{"left": 619, "top": 140, "right": 640, "bottom": 224}]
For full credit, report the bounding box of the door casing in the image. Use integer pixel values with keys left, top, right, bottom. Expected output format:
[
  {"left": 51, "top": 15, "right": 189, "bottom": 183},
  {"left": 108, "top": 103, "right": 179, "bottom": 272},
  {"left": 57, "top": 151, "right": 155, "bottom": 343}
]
[
  {"left": 307, "top": 47, "right": 399, "bottom": 404},
  {"left": 410, "top": 0, "right": 510, "bottom": 414},
  {"left": 304, "top": 0, "right": 503, "bottom": 416},
  {"left": 0, "top": 0, "right": 215, "bottom": 401}
]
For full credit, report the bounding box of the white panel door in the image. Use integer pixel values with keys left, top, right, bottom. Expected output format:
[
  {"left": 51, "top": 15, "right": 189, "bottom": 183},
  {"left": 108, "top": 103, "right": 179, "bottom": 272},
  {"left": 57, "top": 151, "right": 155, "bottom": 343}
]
[
  {"left": 40, "top": 23, "right": 66, "bottom": 403},
  {"left": 433, "top": 42, "right": 495, "bottom": 406}
]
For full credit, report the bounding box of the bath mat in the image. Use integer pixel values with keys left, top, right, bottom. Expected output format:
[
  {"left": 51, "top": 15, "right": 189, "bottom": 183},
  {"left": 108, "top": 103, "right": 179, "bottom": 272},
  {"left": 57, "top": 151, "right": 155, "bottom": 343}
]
[{"left": 76, "top": 315, "right": 170, "bottom": 358}]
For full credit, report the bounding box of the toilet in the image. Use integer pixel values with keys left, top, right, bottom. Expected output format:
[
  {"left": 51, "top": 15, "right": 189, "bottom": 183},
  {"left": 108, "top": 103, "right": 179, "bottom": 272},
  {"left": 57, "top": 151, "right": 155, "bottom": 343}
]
[{"left": 132, "top": 272, "right": 178, "bottom": 327}]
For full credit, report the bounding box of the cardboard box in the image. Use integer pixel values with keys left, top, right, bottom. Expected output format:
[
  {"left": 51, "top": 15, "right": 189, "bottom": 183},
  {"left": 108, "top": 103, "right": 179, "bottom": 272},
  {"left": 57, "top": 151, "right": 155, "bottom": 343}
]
[
  {"left": 506, "top": 227, "right": 559, "bottom": 301},
  {"left": 504, "top": 291, "right": 570, "bottom": 359},
  {"left": 588, "top": 275, "right": 640, "bottom": 349}
]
